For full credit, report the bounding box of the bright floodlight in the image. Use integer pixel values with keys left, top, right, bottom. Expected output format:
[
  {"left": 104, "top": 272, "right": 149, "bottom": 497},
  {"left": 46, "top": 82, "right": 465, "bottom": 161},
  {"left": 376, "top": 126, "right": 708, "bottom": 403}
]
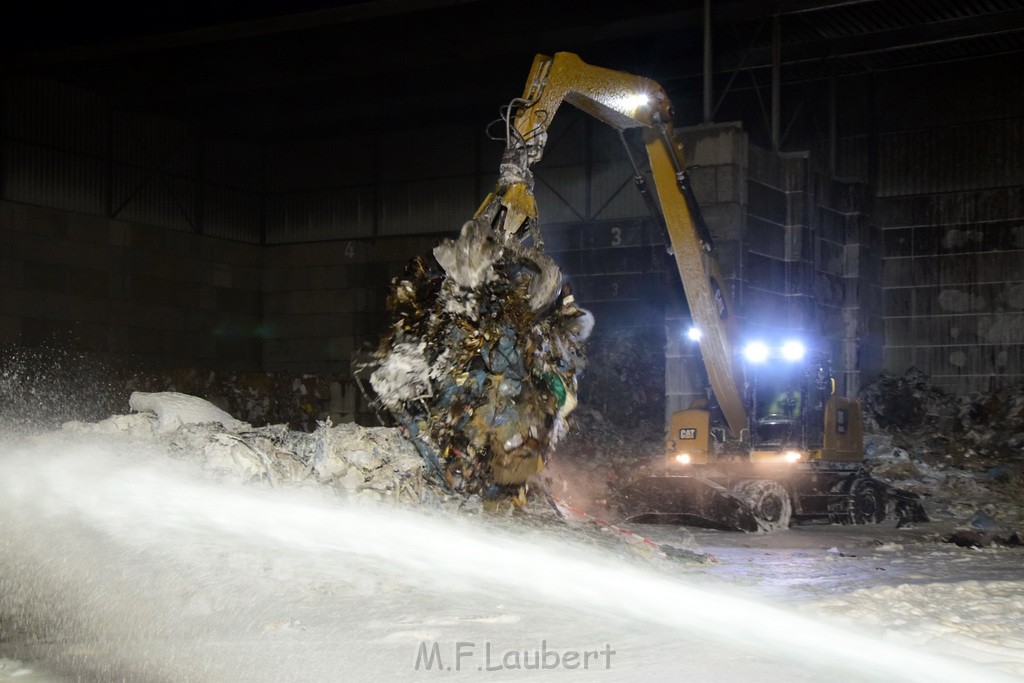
[
  {"left": 624, "top": 92, "right": 650, "bottom": 109},
  {"left": 781, "top": 340, "right": 805, "bottom": 362},
  {"left": 784, "top": 451, "right": 802, "bottom": 463},
  {"left": 686, "top": 327, "right": 702, "bottom": 342},
  {"left": 675, "top": 453, "right": 691, "bottom": 465},
  {"left": 743, "top": 341, "right": 769, "bottom": 364}
]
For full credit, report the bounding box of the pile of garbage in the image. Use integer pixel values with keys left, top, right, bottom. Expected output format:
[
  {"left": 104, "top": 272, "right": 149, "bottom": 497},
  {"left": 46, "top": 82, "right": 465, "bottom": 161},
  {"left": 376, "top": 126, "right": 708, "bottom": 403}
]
[
  {"left": 859, "top": 368, "right": 1024, "bottom": 469},
  {"left": 63, "top": 392, "right": 431, "bottom": 506},
  {"left": 55, "top": 390, "right": 709, "bottom": 563},
  {"left": 860, "top": 369, "right": 1024, "bottom": 532},
  {"left": 364, "top": 215, "right": 593, "bottom": 498}
]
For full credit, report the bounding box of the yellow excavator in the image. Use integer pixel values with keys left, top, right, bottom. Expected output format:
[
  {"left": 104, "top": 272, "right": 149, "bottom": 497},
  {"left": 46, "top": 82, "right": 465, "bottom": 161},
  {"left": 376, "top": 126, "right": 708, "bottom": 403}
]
[{"left": 481, "top": 52, "right": 927, "bottom": 531}]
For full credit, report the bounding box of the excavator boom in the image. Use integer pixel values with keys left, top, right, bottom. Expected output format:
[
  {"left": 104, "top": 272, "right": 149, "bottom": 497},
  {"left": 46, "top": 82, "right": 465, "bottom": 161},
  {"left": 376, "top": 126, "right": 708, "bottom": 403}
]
[{"left": 486, "top": 52, "right": 748, "bottom": 439}]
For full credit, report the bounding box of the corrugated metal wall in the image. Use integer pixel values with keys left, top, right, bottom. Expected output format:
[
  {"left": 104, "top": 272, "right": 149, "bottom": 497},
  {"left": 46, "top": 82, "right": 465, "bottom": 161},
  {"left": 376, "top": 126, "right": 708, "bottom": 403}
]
[
  {"left": 264, "top": 109, "right": 652, "bottom": 244},
  {"left": 877, "top": 119, "right": 1024, "bottom": 197},
  {"left": 2, "top": 78, "right": 108, "bottom": 216},
  {"left": 1, "top": 78, "right": 652, "bottom": 246},
  {"left": 1, "top": 76, "right": 265, "bottom": 243}
]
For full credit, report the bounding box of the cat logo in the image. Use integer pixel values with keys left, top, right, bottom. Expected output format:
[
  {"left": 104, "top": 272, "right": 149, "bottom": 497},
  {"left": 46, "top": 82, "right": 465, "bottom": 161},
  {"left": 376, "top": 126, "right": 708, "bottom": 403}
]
[
  {"left": 679, "top": 428, "right": 697, "bottom": 440},
  {"left": 710, "top": 277, "right": 728, "bottom": 320}
]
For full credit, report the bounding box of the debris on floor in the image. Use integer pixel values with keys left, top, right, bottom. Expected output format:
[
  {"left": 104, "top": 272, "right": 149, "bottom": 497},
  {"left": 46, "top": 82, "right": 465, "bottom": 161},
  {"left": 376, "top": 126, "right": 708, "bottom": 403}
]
[
  {"left": 63, "top": 392, "right": 430, "bottom": 506},
  {"left": 56, "top": 391, "right": 715, "bottom": 565}
]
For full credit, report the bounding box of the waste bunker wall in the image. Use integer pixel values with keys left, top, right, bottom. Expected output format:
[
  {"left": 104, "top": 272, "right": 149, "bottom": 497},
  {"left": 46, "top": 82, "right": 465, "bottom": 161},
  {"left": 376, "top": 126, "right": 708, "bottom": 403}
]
[{"left": 3, "top": 54, "right": 1024, "bottom": 429}]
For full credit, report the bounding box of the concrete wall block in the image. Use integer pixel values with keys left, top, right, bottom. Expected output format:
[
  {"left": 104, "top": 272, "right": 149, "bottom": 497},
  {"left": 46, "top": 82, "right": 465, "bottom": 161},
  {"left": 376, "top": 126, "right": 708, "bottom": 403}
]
[
  {"left": 747, "top": 144, "right": 786, "bottom": 187},
  {"left": 716, "top": 165, "right": 744, "bottom": 204},
  {"left": 214, "top": 338, "right": 263, "bottom": 369},
  {"left": 787, "top": 192, "right": 808, "bottom": 232},
  {"left": 813, "top": 272, "right": 843, "bottom": 306},
  {"left": 121, "top": 250, "right": 203, "bottom": 284},
  {"left": 713, "top": 239, "right": 743, "bottom": 282},
  {"left": 276, "top": 240, "right": 368, "bottom": 268},
  {"left": 540, "top": 224, "right": 583, "bottom": 252},
  {"left": 373, "top": 236, "right": 425, "bottom": 264},
  {"left": 114, "top": 300, "right": 187, "bottom": 332},
  {"left": 263, "top": 336, "right": 335, "bottom": 364},
  {"left": 574, "top": 272, "right": 665, "bottom": 303},
  {"left": 215, "top": 286, "right": 260, "bottom": 315},
  {"left": 780, "top": 295, "right": 814, "bottom": 329},
  {"left": 267, "top": 289, "right": 357, "bottom": 316},
  {"left": 819, "top": 208, "right": 845, "bottom": 244},
  {"left": 741, "top": 287, "right": 786, "bottom": 325},
  {"left": 884, "top": 317, "right": 915, "bottom": 346},
  {"left": 883, "top": 346, "right": 916, "bottom": 374},
  {"left": 583, "top": 300, "right": 664, "bottom": 329},
  {"left": 884, "top": 227, "right": 913, "bottom": 257},
  {"left": 106, "top": 325, "right": 172, "bottom": 355},
  {"left": 745, "top": 219, "right": 782, "bottom": 262},
  {"left": 43, "top": 292, "right": 114, "bottom": 324},
  {"left": 883, "top": 288, "right": 913, "bottom": 317},
  {"left": 4, "top": 229, "right": 66, "bottom": 264},
  {"left": 581, "top": 245, "right": 658, "bottom": 276},
  {"left": 748, "top": 181, "right": 788, "bottom": 224},
  {"left": 64, "top": 214, "right": 117, "bottom": 245},
  {"left": 844, "top": 244, "right": 862, "bottom": 275},
  {"left": 228, "top": 266, "right": 261, "bottom": 292},
  {"left": 67, "top": 266, "right": 111, "bottom": 299},
  {"left": 267, "top": 313, "right": 353, "bottom": 339},
  {"left": 880, "top": 257, "right": 918, "bottom": 287},
  {"left": 745, "top": 252, "right": 786, "bottom": 293},
  {"left": 688, "top": 166, "right": 717, "bottom": 205},
  {"left": 785, "top": 261, "right": 813, "bottom": 297},
  {"left": 701, "top": 202, "right": 745, "bottom": 241},
  {"left": 0, "top": 314, "right": 21, "bottom": 344},
  {"left": 125, "top": 225, "right": 168, "bottom": 253},
  {"left": 782, "top": 153, "right": 809, "bottom": 192},
  {"left": 20, "top": 316, "right": 78, "bottom": 345},
  {"left": 581, "top": 220, "right": 646, "bottom": 250},
  {"left": 545, "top": 250, "right": 580, "bottom": 278},
  {"left": 202, "top": 237, "right": 261, "bottom": 268},
  {"left": 664, "top": 355, "right": 688, "bottom": 396},
  {"left": 817, "top": 239, "right": 846, "bottom": 277},
  {"left": 127, "top": 274, "right": 200, "bottom": 309},
  {"left": 784, "top": 222, "right": 804, "bottom": 263},
  {"left": 678, "top": 122, "right": 747, "bottom": 167},
  {"left": 23, "top": 262, "right": 69, "bottom": 293},
  {"left": 0, "top": 257, "right": 26, "bottom": 289},
  {"left": 6, "top": 203, "right": 67, "bottom": 237}
]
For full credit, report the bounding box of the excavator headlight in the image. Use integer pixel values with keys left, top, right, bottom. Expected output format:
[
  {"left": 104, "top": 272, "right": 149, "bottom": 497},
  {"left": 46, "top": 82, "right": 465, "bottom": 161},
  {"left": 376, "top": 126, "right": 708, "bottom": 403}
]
[
  {"left": 743, "top": 341, "right": 769, "bottom": 364},
  {"left": 686, "top": 327, "right": 702, "bottom": 342},
  {"left": 674, "top": 453, "right": 692, "bottom": 465},
  {"left": 784, "top": 451, "right": 802, "bottom": 463},
  {"left": 781, "top": 341, "right": 805, "bottom": 362}
]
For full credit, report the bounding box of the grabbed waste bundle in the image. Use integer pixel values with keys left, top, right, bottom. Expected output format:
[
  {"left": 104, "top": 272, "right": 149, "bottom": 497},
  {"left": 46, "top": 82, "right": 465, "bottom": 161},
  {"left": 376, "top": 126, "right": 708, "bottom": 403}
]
[{"left": 366, "top": 215, "right": 593, "bottom": 499}]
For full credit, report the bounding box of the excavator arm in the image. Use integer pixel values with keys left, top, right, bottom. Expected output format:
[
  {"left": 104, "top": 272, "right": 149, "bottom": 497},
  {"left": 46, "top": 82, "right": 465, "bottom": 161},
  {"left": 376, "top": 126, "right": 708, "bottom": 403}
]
[{"left": 480, "top": 52, "right": 748, "bottom": 439}]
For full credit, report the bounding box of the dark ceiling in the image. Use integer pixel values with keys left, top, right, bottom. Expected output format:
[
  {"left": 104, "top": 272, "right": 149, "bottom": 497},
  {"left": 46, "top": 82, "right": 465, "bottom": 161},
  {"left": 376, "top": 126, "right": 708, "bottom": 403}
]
[{"left": 4, "top": 0, "right": 1023, "bottom": 142}]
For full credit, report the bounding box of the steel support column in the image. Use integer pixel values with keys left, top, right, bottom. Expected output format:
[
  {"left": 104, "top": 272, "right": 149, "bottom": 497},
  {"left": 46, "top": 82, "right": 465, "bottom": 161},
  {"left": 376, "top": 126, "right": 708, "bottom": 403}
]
[
  {"left": 771, "top": 14, "right": 781, "bottom": 151},
  {"left": 703, "top": 0, "right": 712, "bottom": 124}
]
